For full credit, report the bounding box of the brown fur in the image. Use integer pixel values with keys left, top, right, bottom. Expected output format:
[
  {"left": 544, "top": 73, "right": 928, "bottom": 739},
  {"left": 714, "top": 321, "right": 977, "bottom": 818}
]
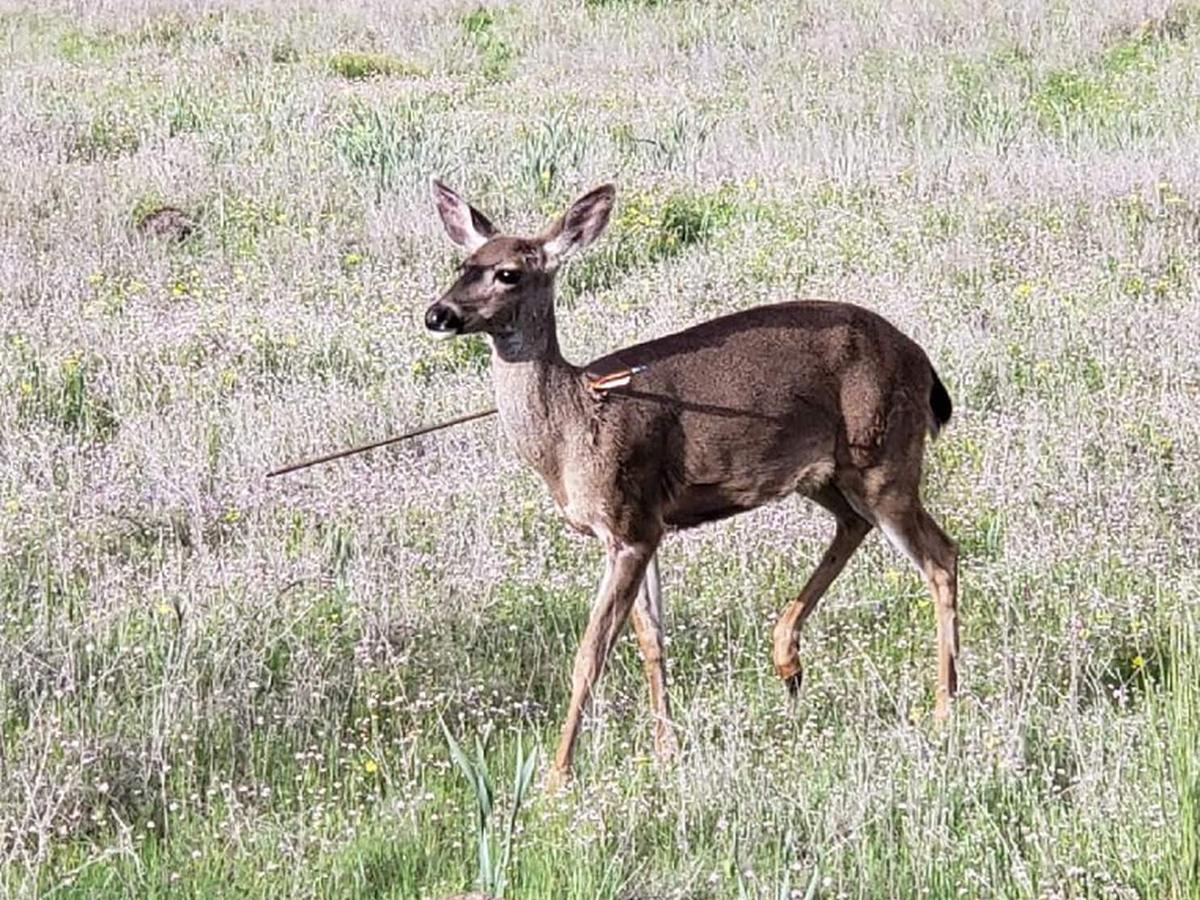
[{"left": 428, "top": 180, "right": 959, "bottom": 782}]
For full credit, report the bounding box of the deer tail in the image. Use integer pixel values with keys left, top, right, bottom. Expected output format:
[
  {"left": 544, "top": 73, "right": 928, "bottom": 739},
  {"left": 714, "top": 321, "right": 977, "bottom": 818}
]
[{"left": 929, "top": 365, "right": 952, "bottom": 436}]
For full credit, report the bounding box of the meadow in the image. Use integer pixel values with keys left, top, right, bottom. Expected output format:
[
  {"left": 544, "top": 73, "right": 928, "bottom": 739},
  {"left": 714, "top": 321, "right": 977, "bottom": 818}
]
[{"left": 1, "top": 1, "right": 1199, "bottom": 897}]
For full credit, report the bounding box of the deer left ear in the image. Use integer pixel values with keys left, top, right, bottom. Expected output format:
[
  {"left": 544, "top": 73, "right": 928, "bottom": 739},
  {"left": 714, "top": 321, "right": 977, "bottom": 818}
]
[
  {"left": 431, "top": 178, "right": 497, "bottom": 252},
  {"left": 542, "top": 184, "right": 615, "bottom": 266}
]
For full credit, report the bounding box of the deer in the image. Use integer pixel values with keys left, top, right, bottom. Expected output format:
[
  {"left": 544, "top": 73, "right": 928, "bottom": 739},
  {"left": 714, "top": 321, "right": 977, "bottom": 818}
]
[{"left": 426, "top": 179, "right": 959, "bottom": 785}]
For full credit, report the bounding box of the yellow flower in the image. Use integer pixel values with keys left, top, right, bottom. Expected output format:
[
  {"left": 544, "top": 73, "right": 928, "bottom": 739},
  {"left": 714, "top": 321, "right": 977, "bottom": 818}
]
[
  {"left": 364, "top": 759, "right": 378, "bottom": 774},
  {"left": 1132, "top": 655, "right": 1145, "bottom": 670}
]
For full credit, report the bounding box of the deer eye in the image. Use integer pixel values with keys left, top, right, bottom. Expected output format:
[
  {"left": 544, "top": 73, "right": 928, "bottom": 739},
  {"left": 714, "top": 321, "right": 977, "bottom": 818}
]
[{"left": 495, "top": 269, "right": 522, "bottom": 286}]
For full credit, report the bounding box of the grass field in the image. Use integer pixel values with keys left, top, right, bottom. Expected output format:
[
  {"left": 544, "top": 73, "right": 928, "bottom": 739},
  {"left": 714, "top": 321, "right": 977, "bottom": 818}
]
[{"left": 2, "top": 1, "right": 1199, "bottom": 897}]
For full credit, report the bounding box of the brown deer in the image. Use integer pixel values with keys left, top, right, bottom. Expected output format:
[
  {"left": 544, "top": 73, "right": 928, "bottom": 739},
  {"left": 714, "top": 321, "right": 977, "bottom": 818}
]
[{"left": 426, "top": 180, "right": 959, "bottom": 784}]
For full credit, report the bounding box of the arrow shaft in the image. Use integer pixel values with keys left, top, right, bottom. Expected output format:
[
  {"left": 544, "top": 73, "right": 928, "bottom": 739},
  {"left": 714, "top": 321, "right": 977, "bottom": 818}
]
[
  {"left": 265, "top": 365, "right": 646, "bottom": 478},
  {"left": 266, "top": 407, "right": 498, "bottom": 478}
]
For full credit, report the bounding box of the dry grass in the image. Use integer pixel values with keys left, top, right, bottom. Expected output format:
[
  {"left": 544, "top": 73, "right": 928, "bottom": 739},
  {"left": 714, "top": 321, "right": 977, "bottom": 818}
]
[{"left": 1, "top": 1, "right": 1198, "bottom": 897}]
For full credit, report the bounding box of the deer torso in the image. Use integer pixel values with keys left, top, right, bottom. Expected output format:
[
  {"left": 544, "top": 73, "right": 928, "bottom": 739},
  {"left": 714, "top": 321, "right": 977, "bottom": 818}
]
[{"left": 491, "top": 301, "right": 935, "bottom": 542}]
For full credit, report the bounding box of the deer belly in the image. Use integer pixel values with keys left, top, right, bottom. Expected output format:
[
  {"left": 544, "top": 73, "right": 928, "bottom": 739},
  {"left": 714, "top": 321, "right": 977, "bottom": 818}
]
[
  {"left": 664, "top": 484, "right": 755, "bottom": 528},
  {"left": 665, "top": 459, "right": 835, "bottom": 529}
]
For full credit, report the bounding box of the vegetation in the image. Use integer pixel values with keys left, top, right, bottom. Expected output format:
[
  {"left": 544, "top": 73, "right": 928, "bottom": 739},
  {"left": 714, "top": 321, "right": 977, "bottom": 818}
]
[
  {"left": 1, "top": 2, "right": 1199, "bottom": 897},
  {"left": 327, "top": 52, "right": 427, "bottom": 81}
]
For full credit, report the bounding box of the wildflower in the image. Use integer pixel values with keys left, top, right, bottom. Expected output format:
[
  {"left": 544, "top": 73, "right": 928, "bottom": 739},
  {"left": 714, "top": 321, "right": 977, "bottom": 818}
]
[{"left": 364, "top": 759, "right": 378, "bottom": 774}]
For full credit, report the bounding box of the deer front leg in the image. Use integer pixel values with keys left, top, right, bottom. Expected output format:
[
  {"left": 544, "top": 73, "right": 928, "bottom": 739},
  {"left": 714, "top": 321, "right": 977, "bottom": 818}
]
[
  {"left": 630, "top": 553, "right": 678, "bottom": 762},
  {"left": 551, "top": 537, "right": 657, "bottom": 784}
]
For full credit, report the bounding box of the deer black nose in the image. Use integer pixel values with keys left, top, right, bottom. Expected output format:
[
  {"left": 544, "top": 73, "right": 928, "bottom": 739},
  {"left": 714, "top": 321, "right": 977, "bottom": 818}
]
[{"left": 425, "top": 303, "right": 462, "bottom": 333}]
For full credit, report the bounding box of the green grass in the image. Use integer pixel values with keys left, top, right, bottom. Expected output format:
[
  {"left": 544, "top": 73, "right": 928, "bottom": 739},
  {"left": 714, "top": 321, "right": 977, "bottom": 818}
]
[
  {"left": 2, "top": 2, "right": 1200, "bottom": 898},
  {"left": 328, "top": 51, "right": 427, "bottom": 81},
  {"left": 460, "top": 8, "right": 517, "bottom": 82},
  {"left": 564, "top": 184, "right": 740, "bottom": 299}
]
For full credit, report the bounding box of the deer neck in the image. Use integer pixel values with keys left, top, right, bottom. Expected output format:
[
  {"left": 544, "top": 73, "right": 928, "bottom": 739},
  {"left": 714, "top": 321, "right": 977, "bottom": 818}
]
[{"left": 489, "top": 299, "right": 585, "bottom": 478}]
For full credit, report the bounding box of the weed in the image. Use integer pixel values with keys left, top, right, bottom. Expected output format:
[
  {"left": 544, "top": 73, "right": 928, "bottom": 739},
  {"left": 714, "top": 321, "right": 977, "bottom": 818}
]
[
  {"left": 332, "top": 99, "right": 444, "bottom": 199},
  {"left": 159, "top": 85, "right": 211, "bottom": 137},
  {"left": 585, "top": 0, "right": 671, "bottom": 7},
  {"left": 611, "top": 109, "right": 715, "bottom": 172},
  {"left": 442, "top": 725, "right": 538, "bottom": 898},
  {"left": 68, "top": 110, "right": 140, "bottom": 162},
  {"left": 327, "top": 50, "right": 426, "bottom": 80},
  {"left": 1031, "top": 69, "right": 1125, "bottom": 134},
  {"left": 13, "top": 348, "right": 118, "bottom": 441},
  {"left": 461, "top": 7, "right": 516, "bottom": 82},
  {"left": 270, "top": 42, "right": 300, "bottom": 64},
  {"left": 410, "top": 336, "right": 491, "bottom": 383},
  {"left": 565, "top": 185, "right": 738, "bottom": 296},
  {"left": 517, "top": 114, "right": 590, "bottom": 200}
]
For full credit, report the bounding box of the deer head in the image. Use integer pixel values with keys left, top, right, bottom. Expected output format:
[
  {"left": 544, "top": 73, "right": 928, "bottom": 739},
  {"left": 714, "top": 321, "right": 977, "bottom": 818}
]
[{"left": 425, "top": 180, "right": 615, "bottom": 353}]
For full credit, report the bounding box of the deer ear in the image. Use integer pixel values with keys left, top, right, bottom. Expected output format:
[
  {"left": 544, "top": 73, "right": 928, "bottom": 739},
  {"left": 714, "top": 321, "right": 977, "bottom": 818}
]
[
  {"left": 431, "top": 179, "right": 497, "bottom": 251},
  {"left": 542, "top": 184, "right": 615, "bottom": 265}
]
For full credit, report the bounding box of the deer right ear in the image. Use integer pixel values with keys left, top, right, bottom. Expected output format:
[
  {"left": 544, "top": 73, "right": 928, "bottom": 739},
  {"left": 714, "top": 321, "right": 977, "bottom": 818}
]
[
  {"left": 542, "top": 184, "right": 615, "bottom": 267},
  {"left": 431, "top": 179, "right": 497, "bottom": 252}
]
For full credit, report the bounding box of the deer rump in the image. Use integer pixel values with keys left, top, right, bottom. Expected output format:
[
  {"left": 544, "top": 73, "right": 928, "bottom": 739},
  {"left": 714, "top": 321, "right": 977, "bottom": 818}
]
[{"left": 584, "top": 300, "right": 948, "bottom": 532}]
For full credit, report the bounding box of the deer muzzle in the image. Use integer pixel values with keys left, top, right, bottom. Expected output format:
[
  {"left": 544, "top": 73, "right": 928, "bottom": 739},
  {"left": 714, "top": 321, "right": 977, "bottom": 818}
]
[{"left": 425, "top": 302, "right": 463, "bottom": 340}]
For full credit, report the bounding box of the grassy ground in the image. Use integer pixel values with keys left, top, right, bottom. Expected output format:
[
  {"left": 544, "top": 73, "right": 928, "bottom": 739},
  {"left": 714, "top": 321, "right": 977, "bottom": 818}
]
[{"left": 2, "top": 1, "right": 1199, "bottom": 897}]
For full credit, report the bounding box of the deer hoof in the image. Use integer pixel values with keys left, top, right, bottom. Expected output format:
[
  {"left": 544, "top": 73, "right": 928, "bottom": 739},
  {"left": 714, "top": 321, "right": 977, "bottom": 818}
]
[
  {"left": 775, "top": 660, "right": 804, "bottom": 697},
  {"left": 545, "top": 765, "right": 572, "bottom": 794},
  {"left": 934, "top": 693, "right": 953, "bottom": 722},
  {"left": 654, "top": 726, "right": 680, "bottom": 763}
]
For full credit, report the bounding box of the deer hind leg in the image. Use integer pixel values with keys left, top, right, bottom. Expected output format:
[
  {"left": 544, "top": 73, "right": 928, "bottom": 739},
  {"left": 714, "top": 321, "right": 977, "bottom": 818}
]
[
  {"left": 873, "top": 497, "right": 960, "bottom": 718},
  {"left": 771, "top": 485, "right": 872, "bottom": 696},
  {"left": 629, "top": 553, "right": 678, "bottom": 761}
]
